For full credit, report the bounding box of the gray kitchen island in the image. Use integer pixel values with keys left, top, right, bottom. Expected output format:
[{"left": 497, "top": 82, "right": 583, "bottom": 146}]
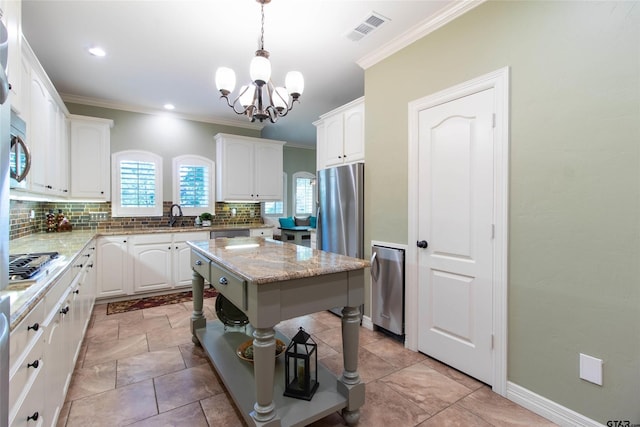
[{"left": 187, "top": 237, "right": 368, "bottom": 427}]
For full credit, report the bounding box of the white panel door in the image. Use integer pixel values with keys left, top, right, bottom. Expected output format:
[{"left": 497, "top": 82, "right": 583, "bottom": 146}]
[{"left": 417, "top": 88, "right": 494, "bottom": 384}]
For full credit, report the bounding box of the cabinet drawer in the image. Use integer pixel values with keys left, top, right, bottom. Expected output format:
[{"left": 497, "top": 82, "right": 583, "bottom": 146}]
[
  {"left": 44, "top": 267, "right": 73, "bottom": 315},
  {"left": 191, "top": 251, "right": 210, "bottom": 280},
  {"left": 9, "top": 336, "right": 44, "bottom": 415},
  {"left": 210, "top": 263, "right": 247, "bottom": 311},
  {"left": 10, "top": 300, "right": 44, "bottom": 373},
  {"left": 250, "top": 228, "right": 273, "bottom": 238},
  {"left": 9, "top": 362, "right": 45, "bottom": 427}
]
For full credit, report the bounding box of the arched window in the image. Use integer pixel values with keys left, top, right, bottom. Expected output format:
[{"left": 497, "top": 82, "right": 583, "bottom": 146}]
[
  {"left": 111, "top": 150, "right": 163, "bottom": 217},
  {"left": 172, "top": 155, "right": 215, "bottom": 216}
]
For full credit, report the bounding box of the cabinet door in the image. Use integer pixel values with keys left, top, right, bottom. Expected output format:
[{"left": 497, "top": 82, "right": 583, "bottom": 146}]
[
  {"left": 97, "top": 236, "right": 130, "bottom": 297},
  {"left": 323, "top": 114, "right": 345, "bottom": 167},
  {"left": 315, "top": 121, "right": 327, "bottom": 171},
  {"left": 70, "top": 118, "right": 111, "bottom": 200},
  {"left": 254, "top": 143, "right": 283, "bottom": 200},
  {"left": 28, "top": 71, "right": 48, "bottom": 193},
  {"left": 131, "top": 240, "right": 172, "bottom": 293},
  {"left": 343, "top": 102, "right": 365, "bottom": 162},
  {"left": 217, "top": 138, "right": 255, "bottom": 200},
  {"left": 173, "top": 232, "right": 208, "bottom": 288}
]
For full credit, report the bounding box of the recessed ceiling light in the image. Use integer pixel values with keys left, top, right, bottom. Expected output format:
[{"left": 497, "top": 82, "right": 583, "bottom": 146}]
[
  {"left": 88, "top": 46, "right": 106, "bottom": 57},
  {"left": 164, "top": 103, "right": 175, "bottom": 110}
]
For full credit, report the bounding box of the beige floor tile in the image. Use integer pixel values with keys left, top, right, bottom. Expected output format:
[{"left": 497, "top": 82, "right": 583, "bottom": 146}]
[
  {"left": 380, "top": 363, "right": 473, "bottom": 415},
  {"left": 118, "top": 315, "right": 171, "bottom": 339},
  {"left": 127, "top": 402, "right": 209, "bottom": 427},
  {"left": 363, "top": 337, "right": 428, "bottom": 368},
  {"left": 65, "top": 379, "right": 157, "bottom": 426},
  {"left": 83, "top": 334, "right": 148, "bottom": 367},
  {"left": 312, "top": 334, "right": 340, "bottom": 360},
  {"left": 179, "top": 342, "right": 210, "bottom": 368},
  {"left": 200, "top": 391, "right": 248, "bottom": 427},
  {"left": 116, "top": 347, "right": 186, "bottom": 387},
  {"left": 320, "top": 347, "right": 397, "bottom": 384},
  {"left": 154, "top": 363, "right": 225, "bottom": 413},
  {"left": 56, "top": 400, "right": 72, "bottom": 427},
  {"left": 458, "top": 387, "right": 558, "bottom": 426},
  {"left": 309, "top": 310, "right": 343, "bottom": 328},
  {"left": 146, "top": 325, "right": 193, "bottom": 351},
  {"left": 66, "top": 360, "right": 117, "bottom": 402},
  {"left": 276, "top": 315, "right": 334, "bottom": 338},
  {"left": 421, "top": 357, "right": 485, "bottom": 391},
  {"left": 143, "top": 302, "right": 188, "bottom": 318},
  {"left": 83, "top": 317, "right": 119, "bottom": 344},
  {"left": 417, "top": 404, "right": 493, "bottom": 426},
  {"left": 166, "top": 309, "right": 193, "bottom": 329},
  {"left": 356, "top": 380, "right": 430, "bottom": 427}
]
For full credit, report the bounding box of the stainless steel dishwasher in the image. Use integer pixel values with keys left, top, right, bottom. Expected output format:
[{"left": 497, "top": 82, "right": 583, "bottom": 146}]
[{"left": 371, "top": 245, "right": 405, "bottom": 336}]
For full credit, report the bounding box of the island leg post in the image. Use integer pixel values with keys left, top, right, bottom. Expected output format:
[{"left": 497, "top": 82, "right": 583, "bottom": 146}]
[
  {"left": 338, "top": 305, "right": 364, "bottom": 425},
  {"left": 250, "top": 327, "right": 280, "bottom": 426},
  {"left": 190, "top": 270, "right": 206, "bottom": 344}
]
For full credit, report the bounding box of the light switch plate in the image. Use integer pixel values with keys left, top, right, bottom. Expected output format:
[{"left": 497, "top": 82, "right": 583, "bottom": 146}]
[{"left": 579, "top": 353, "right": 603, "bottom": 385}]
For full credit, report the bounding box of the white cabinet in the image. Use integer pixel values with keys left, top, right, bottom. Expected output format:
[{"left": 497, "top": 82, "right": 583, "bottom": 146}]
[
  {"left": 131, "top": 234, "right": 173, "bottom": 293},
  {"left": 69, "top": 115, "right": 113, "bottom": 201},
  {"left": 314, "top": 97, "right": 365, "bottom": 170},
  {"left": 97, "top": 231, "right": 208, "bottom": 299},
  {"left": 215, "top": 133, "right": 284, "bottom": 202},
  {"left": 2, "top": 0, "right": 25, "bottom": 114},
  {"left": 9, "top": 240, "right": 97, "bottom": 427},
  {"left": 97, "top": 235, "right": 132, "bottom": 298}
]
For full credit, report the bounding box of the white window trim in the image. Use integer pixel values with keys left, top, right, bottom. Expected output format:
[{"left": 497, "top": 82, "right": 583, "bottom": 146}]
[
  {"left": 111, "top": 150, "right": 163, "bottom": 217},
  {"left": 172, "top": 155, "right": 215, "bottom": 217},
  {"left": 292, "top": 171, "right": 316, "bottom": 217},
  {"left": 263, "top": 172, "right": 287, "bottom": 217}
]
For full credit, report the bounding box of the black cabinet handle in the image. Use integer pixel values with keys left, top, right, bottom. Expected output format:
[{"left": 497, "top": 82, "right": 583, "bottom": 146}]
[
  {"left": 28, "top": 323, "right": 39, "bottom": 331},
  {"left": 416, "top": 240, "right": 429, "bottom": 249},
  {"left": 60, "top": 306, "right": 69, "bottom": 315},
  {"left": 219, "top": 277, "right": 228, "bottom": 286},
  {"left": 74, "top": 289, "right": 80, "bottom": 294},
  {"left": 27, "top": 360, "right": 39, "bottom": 369},
  {"left": 27, "top": 412, "right": 39, "bottom": 421}
]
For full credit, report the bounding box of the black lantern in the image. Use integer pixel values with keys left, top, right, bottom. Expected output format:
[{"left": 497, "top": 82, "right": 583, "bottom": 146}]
[{"left": 284, "top": 327, "right": 319, "bottom": 400}]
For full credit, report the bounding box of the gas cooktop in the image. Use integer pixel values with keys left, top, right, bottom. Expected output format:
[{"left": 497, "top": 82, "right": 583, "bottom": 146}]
[{"left": 9, "top": 252, "right": 60, "bottom": 281}]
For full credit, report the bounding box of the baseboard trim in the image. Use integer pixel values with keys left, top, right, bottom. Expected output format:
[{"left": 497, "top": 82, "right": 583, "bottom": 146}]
[
  {"left": 361, "top": 315, "right": 374, "bottom": 331},
  {"left": 506, "top": 382, "right": 604, "bottom": 427}
]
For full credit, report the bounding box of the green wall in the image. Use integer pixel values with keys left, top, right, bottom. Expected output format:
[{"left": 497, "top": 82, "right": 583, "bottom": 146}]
[
  {"left": 66, "top": 103, "right": 316, "bottom": 205},
  {"left": 365, "top": 1, "right": 639, "bottom": 423}
]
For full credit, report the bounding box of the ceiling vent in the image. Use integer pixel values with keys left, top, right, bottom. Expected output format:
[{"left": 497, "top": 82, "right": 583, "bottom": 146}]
[{"left": 346, "top": 12, "right": 390, "bottom": 42}]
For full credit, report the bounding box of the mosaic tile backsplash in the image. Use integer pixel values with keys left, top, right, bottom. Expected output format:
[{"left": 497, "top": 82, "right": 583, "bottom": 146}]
[{"left": 9, "top": 200, "right": 262, "bottom": 241}]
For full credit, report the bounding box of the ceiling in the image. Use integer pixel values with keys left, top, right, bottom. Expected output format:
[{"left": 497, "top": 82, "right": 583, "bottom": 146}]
[{"left": 21, "top": 0, "right": 461, "bottom": 148}]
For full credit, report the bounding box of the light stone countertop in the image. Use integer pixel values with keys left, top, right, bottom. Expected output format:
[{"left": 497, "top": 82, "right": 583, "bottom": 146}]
[
  {"left": 3, "top": 224, "right": 273, "bottom": 329},
  {"left": 188, "top": 237, "right": 370, "bottom": 285}
]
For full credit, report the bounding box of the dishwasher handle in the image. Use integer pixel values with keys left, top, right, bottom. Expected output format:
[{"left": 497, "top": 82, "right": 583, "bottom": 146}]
[{"left": 370, "top": 251, "right": 379, "bottom": 282}]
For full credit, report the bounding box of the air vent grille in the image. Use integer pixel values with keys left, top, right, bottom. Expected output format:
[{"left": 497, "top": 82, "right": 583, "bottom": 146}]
[{"left": 346, "top": 11, "right": 390, "bottom": 42}]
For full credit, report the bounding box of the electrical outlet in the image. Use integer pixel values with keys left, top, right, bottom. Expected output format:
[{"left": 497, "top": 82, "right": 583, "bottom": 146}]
[{"left": 90, "top": 212, "right": 108, "bottom": 221}]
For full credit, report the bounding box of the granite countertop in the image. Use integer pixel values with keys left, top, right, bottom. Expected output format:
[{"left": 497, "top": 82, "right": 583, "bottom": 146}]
[
  {"left": 188, "top": 237, "right": 369, "bottom": 285},
  {"left": 3, "top": 224, "right": 272, "bottom": 329}
]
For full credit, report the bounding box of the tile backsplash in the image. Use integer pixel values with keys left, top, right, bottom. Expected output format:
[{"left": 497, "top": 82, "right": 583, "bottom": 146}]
[{"left": 9, "top": 200, "right": 262, "bottom": 241}]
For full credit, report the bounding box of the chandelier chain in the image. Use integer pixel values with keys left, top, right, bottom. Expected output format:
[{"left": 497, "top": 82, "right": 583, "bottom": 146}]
[{"left": 260, "top": 2, "right": 265, "bottom": 50}]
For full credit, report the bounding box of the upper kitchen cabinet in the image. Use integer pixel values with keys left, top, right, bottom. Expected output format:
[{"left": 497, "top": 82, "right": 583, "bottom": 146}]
[
  {"left": 215, "top": 133, "right": 284, "bottom": 202},
  {"left": 69, "top": 115, "right": 113, "bottom": 201},
  {"left": 1, "top": 0, "right": 26, "bottom": 115},
  {"left": 314, "top": 97, "right": 365, "bottom": 170}
]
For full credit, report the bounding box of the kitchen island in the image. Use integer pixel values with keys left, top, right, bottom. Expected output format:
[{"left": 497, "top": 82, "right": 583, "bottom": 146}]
[{"left": 187, "top": 237, "right": 368, "bottom": 427}]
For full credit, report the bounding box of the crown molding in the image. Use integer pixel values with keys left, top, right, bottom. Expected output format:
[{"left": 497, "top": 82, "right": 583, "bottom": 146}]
[
  {"left": 357, "top": 0, "right": 485, "bottom": 70},
  {"left": 60, "top": 93, "right": 264, "bottom": 131}
]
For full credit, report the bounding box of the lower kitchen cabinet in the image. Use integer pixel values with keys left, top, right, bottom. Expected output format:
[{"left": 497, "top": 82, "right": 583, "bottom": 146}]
[
  {"left": 9, "top": 239, "right": 97, "bottom": 427},
  {"left": 97, "top": 231, "right": 208, "bottom": 299}
]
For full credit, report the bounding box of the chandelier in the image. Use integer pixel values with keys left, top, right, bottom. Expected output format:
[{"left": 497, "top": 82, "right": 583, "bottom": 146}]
[{"left": 214, "top": 0, "right": 304, "bottom": 123}]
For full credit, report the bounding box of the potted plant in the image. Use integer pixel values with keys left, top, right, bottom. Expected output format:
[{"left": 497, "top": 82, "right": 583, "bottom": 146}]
[{"left": 199, "top": 212, "right": 213, "bottom": 227}]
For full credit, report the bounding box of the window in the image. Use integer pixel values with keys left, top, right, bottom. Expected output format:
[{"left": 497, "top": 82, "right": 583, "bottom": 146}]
[
  {"left": 112, "top": 150, "right": 163, "bottom": 217},
  {"left": 263, "top": 172, "right": 287, "bottom": 216},
  {"left": 293, "top": 171, "right": 315, "bottom": 216},
  {"left": 173, "top": 155, "right": 215, "bottom": 216}
]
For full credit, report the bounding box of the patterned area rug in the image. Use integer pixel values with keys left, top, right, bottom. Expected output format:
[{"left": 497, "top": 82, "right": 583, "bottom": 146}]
[{"left": 107, "top": 288, "right": 218, "bottom": 315}]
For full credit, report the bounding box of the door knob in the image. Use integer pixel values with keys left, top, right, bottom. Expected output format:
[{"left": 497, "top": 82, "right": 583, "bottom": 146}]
[{"left": 416, "top": 240, "right": 429, "bottom": 249}]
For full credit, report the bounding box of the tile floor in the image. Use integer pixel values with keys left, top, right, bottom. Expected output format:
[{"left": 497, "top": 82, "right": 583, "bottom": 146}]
[{"left": 56, "top": 296, "right": 557, "bottom": 427}]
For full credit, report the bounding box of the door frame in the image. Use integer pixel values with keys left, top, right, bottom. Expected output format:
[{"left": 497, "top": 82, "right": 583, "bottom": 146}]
[{"left": 406, "top": 67, "right": 510, "bottom": 395}]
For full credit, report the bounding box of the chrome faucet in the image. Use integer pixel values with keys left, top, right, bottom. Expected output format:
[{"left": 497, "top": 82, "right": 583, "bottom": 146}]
[{"left": 169, "top": 204, "right": 183, "bottom": 227}]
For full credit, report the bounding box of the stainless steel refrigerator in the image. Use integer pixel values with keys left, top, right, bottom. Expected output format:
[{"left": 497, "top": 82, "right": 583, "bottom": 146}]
[{"left": 317, "top": 162, "right": 364, "bottom": 316}]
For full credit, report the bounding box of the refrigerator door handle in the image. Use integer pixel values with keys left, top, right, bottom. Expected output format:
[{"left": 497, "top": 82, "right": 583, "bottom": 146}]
[{"left": 370, "top": 252, "right": 379, "bottom": 281}]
